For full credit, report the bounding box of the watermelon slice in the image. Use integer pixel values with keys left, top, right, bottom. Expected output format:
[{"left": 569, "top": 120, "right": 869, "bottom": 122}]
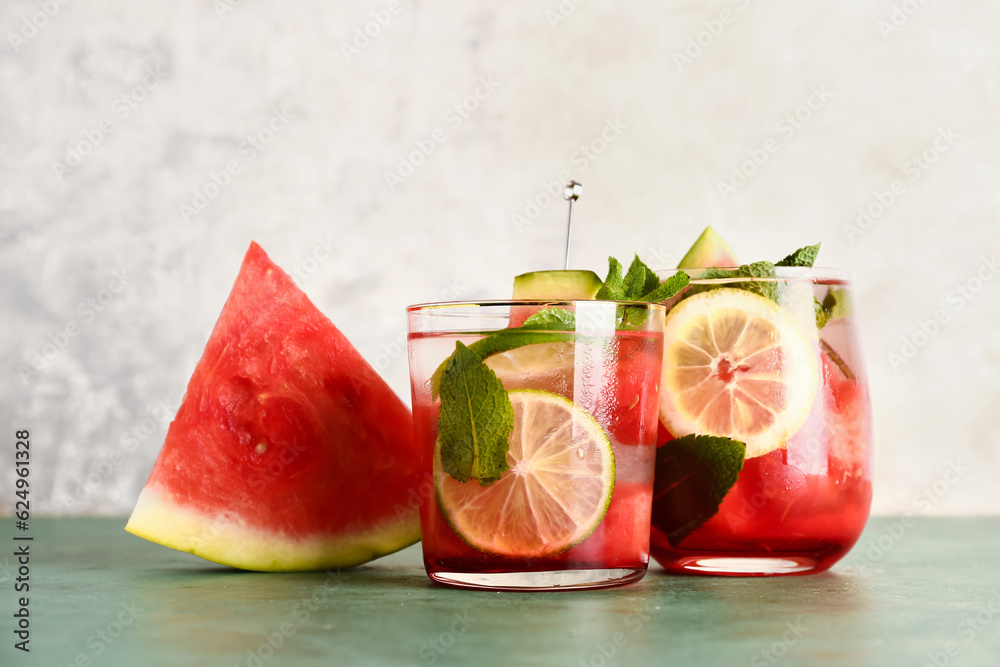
[
  {"left": 676, "top": 226, "right": 739, "bottom": 268},
  {"left": 125, "top": 242, "right": 423, "bottom": 571}
]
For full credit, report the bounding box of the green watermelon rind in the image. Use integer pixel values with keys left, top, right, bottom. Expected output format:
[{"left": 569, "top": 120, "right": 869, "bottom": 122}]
[
  {"left": 676, "top": 226, "right": 738, "bottom": 269},
  {"left": 126, "top": 487, "right": 420, "bottom": 572}
]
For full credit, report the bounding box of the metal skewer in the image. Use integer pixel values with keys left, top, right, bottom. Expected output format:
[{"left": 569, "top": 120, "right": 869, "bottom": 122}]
[{"left": 562, "top": 180, "right": 582, "bottom": 270}]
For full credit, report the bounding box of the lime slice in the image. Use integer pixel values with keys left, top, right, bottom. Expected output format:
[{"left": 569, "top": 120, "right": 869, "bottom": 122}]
[
  {"left": 435, "top": 389, "right": 615, "bottom": 557},
  {"left": 484, "top": 341, "right": 576, "bottom": 391},
  {"left": 659, "top": 287, "right": 819, "bottom": 458},
  {"left": 429, "top": 332, "right": 577, "bottom": 397}
]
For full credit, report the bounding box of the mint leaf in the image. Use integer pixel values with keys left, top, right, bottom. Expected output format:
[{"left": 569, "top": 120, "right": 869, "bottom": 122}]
[
  {"left": 693, "top": 262, "right": 774, "bottom": 282},
  {"left": 737, "top": 260, "right": 776, "bottom": 279},
  {"left": 814, "top": 287, "right": 851, "bottom": 330},
  {"left": 651, "top": 434, "right": 746, "bottom": 546},
  {"left": 822, "top": 287, "right": 850, "bottom": 319},
  {"left": 814, "top": 298, "right": 830, "bottom": 330},
  {"left": 595, "top": 257, "right": 625, "bottom": 300},
  {"left": 776, "top": 243, "right": 821, "bottom": 268},
  {"left": 696, "top": 267, "right": 738, "bottom": 280},
  {"left": 437, "top": 342, "right": 514, "bottom": 486},
  {"left": 689, "top": 262, "right": 778, "bottom": 302},
  {"left": 521, "top": 307, "right": 576, "bottom": 330},
  {"left": 736, "top": 261, "right": 778, "bottom": 301},
  {"left": 622, "top": 254, "right": 660, "bottom": 300},
  {"left": 639, "top": 270, "right": 690, "bottom": 303}
]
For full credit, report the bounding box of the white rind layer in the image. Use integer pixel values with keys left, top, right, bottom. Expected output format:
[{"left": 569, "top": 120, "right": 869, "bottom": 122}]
[{"left": 125, "top": 487, "right": 420, "bottom": 572}]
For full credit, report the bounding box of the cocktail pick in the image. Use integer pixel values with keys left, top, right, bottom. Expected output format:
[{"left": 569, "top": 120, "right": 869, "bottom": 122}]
[{"left": 563, "top": 180, "right": 582, "bottom": 270}]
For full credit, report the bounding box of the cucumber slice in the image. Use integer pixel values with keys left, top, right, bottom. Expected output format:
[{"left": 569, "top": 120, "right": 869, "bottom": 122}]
[{"left": 512, "top": 270, "right": 603, "bottom": 300}]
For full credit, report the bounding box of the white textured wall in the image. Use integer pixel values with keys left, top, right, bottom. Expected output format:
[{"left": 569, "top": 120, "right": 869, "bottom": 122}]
[{"left": 1, "top": 0, "right": 997, "bottom": 516}]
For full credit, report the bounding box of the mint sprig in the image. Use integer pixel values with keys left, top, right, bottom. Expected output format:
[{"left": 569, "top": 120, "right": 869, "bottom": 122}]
[
  {"left": 437, "top": 342, "right": 514, "bottom": 486},
  {"left": 512, "top": 255, "right": 690, "bottom": 335},
  {"left": 651, "top": 434, "right": 746, "bottom": 546},
  {"left": 435, "top": 251, "right": 692, "bottom": 487},
  {"left": 691, "top": 243, "right": 824, "bottom": 307},
  {"left": 691, "top": 261, "right": 778, "bottom": 302},
  {"left": 596, "top": 254, "right": 689, "bottom": 303}
]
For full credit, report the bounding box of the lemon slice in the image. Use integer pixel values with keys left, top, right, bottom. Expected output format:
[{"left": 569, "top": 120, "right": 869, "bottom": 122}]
[
  {"left": 659, "top": 288, "right": 819, "bottom": 458},
  {"left": 435, "top": 389, "right": 615, "bottom": 557}
]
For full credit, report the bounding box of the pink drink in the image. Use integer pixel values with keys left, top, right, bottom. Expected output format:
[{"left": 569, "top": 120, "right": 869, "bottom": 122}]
[
  {"left": 408, "top": 301, "right": 664, "bottom": 590},
  {"left": 651, "top": 273, "right": 872, "bottom": 576}
]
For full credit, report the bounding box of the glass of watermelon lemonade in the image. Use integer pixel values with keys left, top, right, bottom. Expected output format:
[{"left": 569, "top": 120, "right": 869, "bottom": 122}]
[
  {"left": 650, "top": 267, "right": 872, "bottom": 576},
  {"left": 407, "top": 299, "right": 665, "bottom": 590}
]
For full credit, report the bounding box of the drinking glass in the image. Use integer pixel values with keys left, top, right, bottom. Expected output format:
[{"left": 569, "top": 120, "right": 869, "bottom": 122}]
[
  {"left": 407, "top": 300, "right": 665, "bottom": 590},
  {"left": 650, "top": 268, "right": 872, "bottom": 575}
]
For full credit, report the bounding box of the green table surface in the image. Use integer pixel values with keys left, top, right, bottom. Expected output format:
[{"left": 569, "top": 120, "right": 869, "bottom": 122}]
[{"left": 2, "top": 517, "right": 998, "bottom": 667}]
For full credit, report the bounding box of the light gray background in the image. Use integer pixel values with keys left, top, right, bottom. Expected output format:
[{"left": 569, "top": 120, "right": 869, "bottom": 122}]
[{"left": 1, "top": 1, "right": 997, "bottom": 516}]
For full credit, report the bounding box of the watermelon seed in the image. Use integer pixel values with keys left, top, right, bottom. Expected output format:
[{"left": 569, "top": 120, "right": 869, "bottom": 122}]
[{"left": 255, "top": 442, "right": 268, "bottom": 454}]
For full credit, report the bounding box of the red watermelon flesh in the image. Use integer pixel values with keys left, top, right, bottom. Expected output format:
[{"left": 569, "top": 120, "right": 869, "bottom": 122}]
[{"left": 125, "top": 242, "right": 423, "bottom": 571}]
